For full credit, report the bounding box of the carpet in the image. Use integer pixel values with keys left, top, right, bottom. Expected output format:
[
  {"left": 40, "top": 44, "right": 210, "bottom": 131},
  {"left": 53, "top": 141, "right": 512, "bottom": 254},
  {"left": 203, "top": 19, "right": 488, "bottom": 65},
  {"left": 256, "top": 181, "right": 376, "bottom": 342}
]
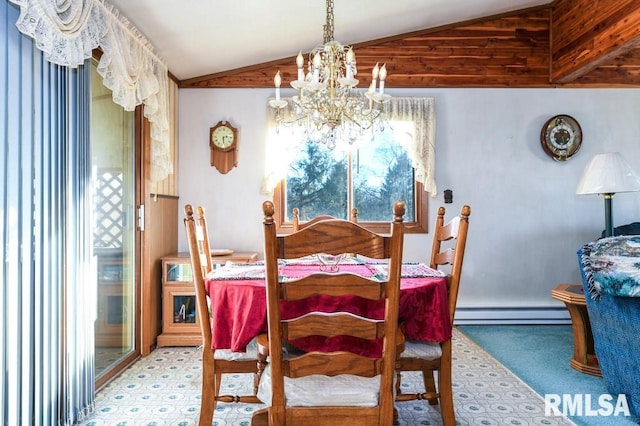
[
  {"left": 81, "top": 328, "right": 575, "bottom": 425},
  {"left": 460, "top": 325, "right": 640, "bottom": 426}
]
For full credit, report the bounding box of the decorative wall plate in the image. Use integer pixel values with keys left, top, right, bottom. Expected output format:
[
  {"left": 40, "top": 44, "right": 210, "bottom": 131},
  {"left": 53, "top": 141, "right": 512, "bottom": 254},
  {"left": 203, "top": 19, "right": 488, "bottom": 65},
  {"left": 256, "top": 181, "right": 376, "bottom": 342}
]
[{"left": 540, "top": 114, "right": 582, "bottom": 161}]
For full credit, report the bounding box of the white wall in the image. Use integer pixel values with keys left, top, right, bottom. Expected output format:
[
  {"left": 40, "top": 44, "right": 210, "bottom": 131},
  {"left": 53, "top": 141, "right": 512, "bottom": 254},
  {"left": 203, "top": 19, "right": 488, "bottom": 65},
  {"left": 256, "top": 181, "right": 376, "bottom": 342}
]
[{"left": 178, "top": 87, "right": 640, "bottom": 321}]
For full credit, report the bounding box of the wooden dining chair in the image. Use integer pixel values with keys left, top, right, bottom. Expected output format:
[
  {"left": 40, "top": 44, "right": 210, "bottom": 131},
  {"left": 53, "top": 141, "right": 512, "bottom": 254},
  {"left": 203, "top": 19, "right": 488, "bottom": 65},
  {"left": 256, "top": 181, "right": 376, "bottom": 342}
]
[
  {"left": 395, "top": 205, "right": 471, "bottom": 426},
  {"left": 291, "top": 207, "right": 358, "bottom": 231},
  {"left": 253, "top": 201, "right": 405, "bottom": 426},
  {"left": 183, "top": 204, "right": 261, "bottom": 426}
]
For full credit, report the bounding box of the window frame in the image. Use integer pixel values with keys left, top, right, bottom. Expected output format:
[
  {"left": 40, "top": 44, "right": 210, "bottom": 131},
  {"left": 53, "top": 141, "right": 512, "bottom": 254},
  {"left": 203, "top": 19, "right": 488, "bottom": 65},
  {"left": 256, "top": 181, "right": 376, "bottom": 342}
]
[{"left": 273, "top": 180, "right": 428, "bottom": 235}]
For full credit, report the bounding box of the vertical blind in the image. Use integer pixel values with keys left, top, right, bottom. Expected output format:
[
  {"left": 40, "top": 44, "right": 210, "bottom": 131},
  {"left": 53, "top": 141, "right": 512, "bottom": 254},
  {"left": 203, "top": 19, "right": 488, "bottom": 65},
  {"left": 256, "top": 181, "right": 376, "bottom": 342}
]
[{"left": 1, "top": 2, "right": 95, "bottom": 424}]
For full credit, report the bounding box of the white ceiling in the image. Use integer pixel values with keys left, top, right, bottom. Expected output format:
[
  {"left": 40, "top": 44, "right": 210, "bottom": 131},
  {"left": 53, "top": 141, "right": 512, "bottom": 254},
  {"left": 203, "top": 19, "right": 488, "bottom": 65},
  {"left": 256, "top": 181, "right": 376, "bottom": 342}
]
[{"left": 108, "top": 0, "right": 551, "bottom": 81}]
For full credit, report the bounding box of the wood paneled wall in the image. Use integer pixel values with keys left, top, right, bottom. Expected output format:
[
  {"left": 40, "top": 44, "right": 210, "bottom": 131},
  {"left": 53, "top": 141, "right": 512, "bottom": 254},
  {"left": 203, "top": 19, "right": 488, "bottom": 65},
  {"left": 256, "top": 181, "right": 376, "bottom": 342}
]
[
  {"left": 179, "top": 2, "right": 640, "bottom": 89},
  {"left": 551, "top": 0, "right": 640, "bottom": 84},
  {"left": 141, "top": 194, "right": 179, "bottom": 355}
]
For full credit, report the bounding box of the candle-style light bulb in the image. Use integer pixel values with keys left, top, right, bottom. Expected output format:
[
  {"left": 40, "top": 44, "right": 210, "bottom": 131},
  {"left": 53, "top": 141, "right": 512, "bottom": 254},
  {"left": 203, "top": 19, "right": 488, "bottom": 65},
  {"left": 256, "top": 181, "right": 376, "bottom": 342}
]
[
  {"left": 296, "top": 52, "right": 304, "bottom": 82},
  {"left": 274, "top": 71, "right": 281, "bottom": 100},
  {"left": 378, "top": 64, "right": 387, "bottom": 95},
  {"left": 313, "top": 53, "right": 321, "bottom": 83},
  {"left": 346, "top": 48, "right": 355, "bottom": 63},
  {"left": 371, "top": 62, "right": 380, "bottom": 91},
  {"left": 346, "top": 48, "right": 355, "bottom": 80}
]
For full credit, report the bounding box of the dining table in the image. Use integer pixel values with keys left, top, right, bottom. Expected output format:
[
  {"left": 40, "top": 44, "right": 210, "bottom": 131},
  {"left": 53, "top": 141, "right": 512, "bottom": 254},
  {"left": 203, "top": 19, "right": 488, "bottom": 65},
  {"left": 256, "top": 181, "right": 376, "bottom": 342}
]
[{"left": 204, "top": 256, "right": 452, "bottom": 357}]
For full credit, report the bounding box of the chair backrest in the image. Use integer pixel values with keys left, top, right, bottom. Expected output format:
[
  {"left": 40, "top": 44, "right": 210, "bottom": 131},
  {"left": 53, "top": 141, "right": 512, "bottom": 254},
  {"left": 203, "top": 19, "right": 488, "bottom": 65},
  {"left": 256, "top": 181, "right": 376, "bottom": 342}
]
[
  {"left": 262, "top": 200, "right": 405, "bottom": 424},
  {"left": 183, "top": 204, "right": 213, "bottom": 347},
  {"left": 430, "top": 205, "right": 471, "bottom": 324},
  {"left": 291, "top": 207, "right": 358, "bottom": 231}
]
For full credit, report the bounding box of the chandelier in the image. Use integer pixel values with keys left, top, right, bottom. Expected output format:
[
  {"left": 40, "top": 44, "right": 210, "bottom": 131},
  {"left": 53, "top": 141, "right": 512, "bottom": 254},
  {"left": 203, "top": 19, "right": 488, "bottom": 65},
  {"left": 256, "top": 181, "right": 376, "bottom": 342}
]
[{"left": 269, "top": 0, "right": 391, "bottom": 149}]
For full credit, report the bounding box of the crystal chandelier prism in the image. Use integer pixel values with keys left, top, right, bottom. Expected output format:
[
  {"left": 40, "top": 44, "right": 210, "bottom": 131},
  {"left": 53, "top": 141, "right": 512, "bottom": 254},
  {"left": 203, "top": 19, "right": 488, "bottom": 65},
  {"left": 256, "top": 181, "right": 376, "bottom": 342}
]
[{"left": 269, "top": 0, "right": 391, "bottom": 149}]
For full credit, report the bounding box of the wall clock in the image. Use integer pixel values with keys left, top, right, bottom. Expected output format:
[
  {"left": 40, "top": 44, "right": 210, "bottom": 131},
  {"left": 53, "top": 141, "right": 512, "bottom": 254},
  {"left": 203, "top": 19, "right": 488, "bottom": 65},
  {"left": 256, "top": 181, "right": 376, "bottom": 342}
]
[
  {"left": 540, "top": 114, "right": 582, "bottom": 161},
  {"left": 209, "top": 120, "right": 238, "bottom": 174}
]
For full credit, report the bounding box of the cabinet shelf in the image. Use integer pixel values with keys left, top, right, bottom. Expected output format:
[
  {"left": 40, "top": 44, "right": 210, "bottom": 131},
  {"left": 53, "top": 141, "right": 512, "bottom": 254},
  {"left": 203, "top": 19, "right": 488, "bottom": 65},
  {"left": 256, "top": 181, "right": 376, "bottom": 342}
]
[{"left": 157, "top": 251, "right": 258, "bottom": 347}]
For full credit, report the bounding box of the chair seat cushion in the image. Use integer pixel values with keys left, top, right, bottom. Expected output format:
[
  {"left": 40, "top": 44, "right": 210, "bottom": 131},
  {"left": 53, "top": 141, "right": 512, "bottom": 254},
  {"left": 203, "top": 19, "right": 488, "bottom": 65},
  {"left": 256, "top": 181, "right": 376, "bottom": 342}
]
[
  {"left": 257, "top": 364, "right": 382, "bottom": 407},
  {"left": 400, "top": 340, "right": 442, "bottom": 360},
  {"left": 214, "top": 336, "right": 259, "bottom": 360}
]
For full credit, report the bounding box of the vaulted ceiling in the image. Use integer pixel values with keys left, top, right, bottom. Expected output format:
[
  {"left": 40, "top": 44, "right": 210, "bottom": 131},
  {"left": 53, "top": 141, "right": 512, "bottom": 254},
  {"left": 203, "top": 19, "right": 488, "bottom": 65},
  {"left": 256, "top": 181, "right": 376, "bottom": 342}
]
[{"left": 110, "top": 0, "right": 640, "bottom": 89}]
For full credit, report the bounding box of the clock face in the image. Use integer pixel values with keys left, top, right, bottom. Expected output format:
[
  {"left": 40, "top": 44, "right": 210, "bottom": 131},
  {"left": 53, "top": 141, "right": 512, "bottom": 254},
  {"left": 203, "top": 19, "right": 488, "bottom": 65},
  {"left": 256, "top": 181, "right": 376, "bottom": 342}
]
[
  {"left": 211, "top": 125, "right": 235, "bottom": 149},
  {"left": 540, "top": 115, "right": 582, "bottom": 161},
  {"left": 548, "top": 123, "right": 575, "bottom": 149}
]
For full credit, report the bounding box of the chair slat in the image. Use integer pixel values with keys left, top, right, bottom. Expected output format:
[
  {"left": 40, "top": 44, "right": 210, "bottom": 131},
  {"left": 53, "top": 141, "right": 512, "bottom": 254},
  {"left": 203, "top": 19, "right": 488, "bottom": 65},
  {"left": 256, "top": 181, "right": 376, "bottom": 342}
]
[
  {"left": 432, "top": 247, "right": 455, "bottom": 266},
  {"left": 281, "top": 273, "right": 385, "bottom": 300},
  {"left": 285, "top": 352, "right": 381, "bottom": 378},
  {"left": 284, "top": 221, "right": 387, "bottom": 259},
  {"left": 284, "top": 313, "right": 384, "bottom": 340}
]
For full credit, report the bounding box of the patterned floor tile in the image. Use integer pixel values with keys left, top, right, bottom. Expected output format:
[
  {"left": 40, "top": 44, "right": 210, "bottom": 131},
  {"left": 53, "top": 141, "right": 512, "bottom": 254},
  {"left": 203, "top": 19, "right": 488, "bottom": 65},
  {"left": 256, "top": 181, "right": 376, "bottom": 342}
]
[{"left": 80, "top": 330, "right": 576, "bottom": 426}]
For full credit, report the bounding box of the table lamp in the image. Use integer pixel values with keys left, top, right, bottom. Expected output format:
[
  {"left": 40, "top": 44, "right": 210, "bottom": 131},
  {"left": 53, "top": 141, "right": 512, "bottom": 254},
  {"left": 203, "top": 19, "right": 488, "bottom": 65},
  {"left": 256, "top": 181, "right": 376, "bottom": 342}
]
[{"left": 576, "top": 152, "right": 640, "bottom": 237}]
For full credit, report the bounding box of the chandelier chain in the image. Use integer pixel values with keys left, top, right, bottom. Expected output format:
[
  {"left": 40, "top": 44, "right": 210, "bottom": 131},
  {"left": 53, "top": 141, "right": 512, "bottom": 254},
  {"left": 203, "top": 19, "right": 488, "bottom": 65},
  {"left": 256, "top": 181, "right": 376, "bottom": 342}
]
[{"left": 323, "top": 0, "right": 334, "bottom": 44}]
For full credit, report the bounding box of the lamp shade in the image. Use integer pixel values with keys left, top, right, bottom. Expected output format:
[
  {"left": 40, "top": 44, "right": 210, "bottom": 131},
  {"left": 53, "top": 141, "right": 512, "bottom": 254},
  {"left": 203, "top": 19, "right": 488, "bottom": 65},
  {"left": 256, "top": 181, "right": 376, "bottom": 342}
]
[{"left": 576, "top": 152, "right": 640, "bottom": 195}]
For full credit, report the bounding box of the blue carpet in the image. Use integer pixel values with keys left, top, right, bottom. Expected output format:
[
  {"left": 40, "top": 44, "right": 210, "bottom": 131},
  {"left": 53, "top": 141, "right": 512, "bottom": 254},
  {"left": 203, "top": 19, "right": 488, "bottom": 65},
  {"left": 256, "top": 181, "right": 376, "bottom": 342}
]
[{"left": 459, "top": 325, "right": 640, "bottom": 426}]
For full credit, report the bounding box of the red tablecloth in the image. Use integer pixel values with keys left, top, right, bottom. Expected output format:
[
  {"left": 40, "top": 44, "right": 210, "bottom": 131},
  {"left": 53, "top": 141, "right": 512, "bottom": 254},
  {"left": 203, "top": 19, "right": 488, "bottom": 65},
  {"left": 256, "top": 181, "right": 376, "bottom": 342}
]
[{"left": 205, "top": 260, "right": 451, "bottom": 355}]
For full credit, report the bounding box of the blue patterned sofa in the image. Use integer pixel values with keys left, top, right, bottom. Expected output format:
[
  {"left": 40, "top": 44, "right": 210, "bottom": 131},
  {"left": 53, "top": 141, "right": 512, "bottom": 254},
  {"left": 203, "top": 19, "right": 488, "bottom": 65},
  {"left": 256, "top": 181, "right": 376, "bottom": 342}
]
[{"left": 578, "top": 236, "right": 640, "bottom": 416}]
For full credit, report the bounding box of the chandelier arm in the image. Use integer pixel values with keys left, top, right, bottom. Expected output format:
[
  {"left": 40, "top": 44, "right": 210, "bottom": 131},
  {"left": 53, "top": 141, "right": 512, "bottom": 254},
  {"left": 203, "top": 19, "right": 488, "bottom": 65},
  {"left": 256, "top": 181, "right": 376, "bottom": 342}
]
[{"left": 341, "top": 110, "right": 381, "bottom": 131}]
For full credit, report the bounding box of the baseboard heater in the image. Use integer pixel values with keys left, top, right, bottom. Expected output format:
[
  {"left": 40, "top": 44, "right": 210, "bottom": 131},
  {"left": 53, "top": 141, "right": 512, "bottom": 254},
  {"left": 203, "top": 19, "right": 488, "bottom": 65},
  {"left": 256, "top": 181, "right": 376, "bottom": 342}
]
[{"left": 454, "top": 306, "right": 571, "bottom": 325}]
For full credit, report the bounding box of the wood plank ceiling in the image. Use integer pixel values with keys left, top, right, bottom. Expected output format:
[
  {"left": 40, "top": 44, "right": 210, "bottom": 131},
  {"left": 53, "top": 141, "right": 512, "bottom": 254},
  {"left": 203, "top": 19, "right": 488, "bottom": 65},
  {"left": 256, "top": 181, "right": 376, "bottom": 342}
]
[{"left": 179, "top": 0, "right": 640, "bottom": 89}]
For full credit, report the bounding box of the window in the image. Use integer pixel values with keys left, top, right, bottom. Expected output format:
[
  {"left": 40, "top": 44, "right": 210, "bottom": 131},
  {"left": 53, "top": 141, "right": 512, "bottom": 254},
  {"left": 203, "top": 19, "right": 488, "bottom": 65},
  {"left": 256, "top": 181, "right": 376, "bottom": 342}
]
[{"left": 274, "top": 122, "right": 428, "bottom": 234}]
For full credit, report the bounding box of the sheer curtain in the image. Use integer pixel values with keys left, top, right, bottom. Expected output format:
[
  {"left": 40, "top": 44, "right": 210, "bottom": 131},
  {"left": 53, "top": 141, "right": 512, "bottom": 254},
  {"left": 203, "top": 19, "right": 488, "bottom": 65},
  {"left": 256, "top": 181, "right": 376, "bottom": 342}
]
[
  {"left": 262, "top": 97, "right": 437, "bottom": 196},
  {"left": 2, "top": 2, "right": 94, "bottom": 424},
  {"left": 384, "top": 97, "right": 437, "bottom": 195},
  {"left": 9, "top": 0, "right": 172, "bottom": 182}
]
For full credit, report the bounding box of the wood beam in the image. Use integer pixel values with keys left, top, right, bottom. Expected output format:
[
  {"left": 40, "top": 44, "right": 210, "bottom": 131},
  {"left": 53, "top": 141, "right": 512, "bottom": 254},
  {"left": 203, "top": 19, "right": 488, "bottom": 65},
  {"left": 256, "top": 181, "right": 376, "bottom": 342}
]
[{"left": 551, "top": 0, "right": 640, "bottom": 83}]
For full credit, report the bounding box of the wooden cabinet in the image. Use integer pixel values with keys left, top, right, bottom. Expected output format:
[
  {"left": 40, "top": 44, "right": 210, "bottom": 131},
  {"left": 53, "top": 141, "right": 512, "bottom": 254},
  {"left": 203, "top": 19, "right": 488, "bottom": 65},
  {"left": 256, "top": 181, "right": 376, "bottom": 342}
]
[
  {"left": 157, "top": 251, "right": 258, "bottom": 347},
  {"left": 96, "top": 253, "right": 129, "bottom": 347}
]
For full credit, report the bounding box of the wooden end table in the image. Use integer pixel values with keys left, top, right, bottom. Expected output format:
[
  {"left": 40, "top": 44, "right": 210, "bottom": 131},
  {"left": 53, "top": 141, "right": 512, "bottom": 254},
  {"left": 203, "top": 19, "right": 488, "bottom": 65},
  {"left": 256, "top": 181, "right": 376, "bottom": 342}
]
[{"left": 551, "top": 283, "right": 601, "bottom": 377}]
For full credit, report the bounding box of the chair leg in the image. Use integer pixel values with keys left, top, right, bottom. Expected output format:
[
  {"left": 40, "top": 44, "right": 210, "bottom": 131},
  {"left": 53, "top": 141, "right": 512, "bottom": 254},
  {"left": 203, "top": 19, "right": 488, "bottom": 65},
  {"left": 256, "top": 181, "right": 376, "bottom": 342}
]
[
  {"left": 199, "top": 348, "right": 216, "bottom": 426},
  {"left": 214, "top": 371, "right": 223, "bottom": 403},
  {"left": 251, "top": 408, "right": 269, "bottom": 426},
  {"left": 422, "top": 370, "right": 439, "bottom": 405},
  {"left": 438, "top": 341, "right": 455, "bottom": 426},
  {"left": 255, "top": 352, "right": 267, "bottom": 396}
]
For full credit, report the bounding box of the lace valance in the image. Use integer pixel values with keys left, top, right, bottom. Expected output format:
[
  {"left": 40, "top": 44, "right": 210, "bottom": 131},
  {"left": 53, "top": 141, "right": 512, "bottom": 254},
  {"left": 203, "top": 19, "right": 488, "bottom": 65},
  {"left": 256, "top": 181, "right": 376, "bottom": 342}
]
[
  {"left": 262, "top": 97, "right": 437, "bottom": 196},
  {"left": 9, "top": 0, "right": 172, "bottom": 182}
]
